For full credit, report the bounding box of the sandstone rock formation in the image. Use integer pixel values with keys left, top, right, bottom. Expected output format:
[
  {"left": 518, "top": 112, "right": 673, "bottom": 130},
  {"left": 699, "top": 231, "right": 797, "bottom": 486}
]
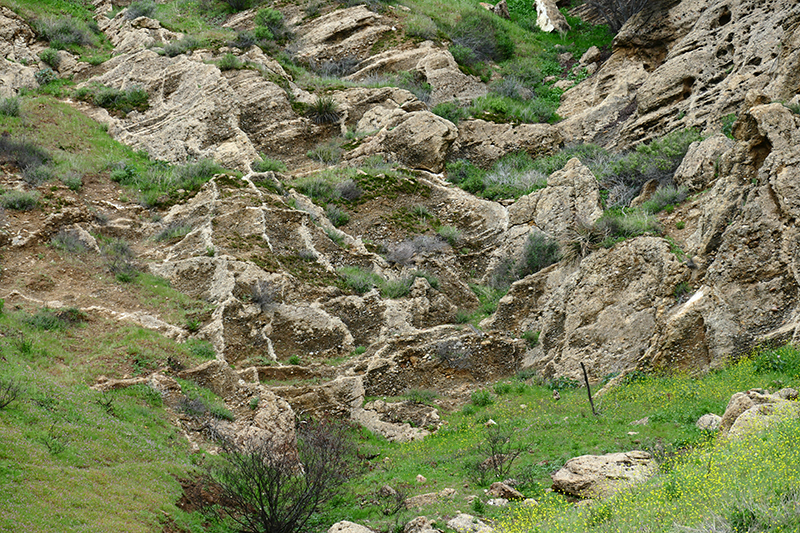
[{"left": 551, "top": 450, "right": 657, "bottom": 498}]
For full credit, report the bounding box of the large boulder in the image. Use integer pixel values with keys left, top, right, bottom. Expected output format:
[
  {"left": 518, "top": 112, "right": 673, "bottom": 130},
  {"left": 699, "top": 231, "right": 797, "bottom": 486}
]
[
  {"left": 348, "top": 111, "right": 457, "bottom": 172},
  {"left": 673, "top": 133, "right": 735, "bottom": 192},
  {"left": 508, "top": 158, "right": 604, "bottom": 238},
  {"left": 295, "top": 6, "right": 393, "bottom": 62},
  {"left": 720, "top": 389, "right": 800, "bottom": 438},
  {"left": 551, "top": 450, "right": 657, "bottom": 498},
  {"left": 450, "top": 119, "right": 563, "bottom": 168}
]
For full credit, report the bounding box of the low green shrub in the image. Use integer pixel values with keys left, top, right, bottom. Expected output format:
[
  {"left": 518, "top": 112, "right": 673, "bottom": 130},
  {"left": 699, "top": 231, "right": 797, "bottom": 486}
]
[
  {"left": 125, "top": 0, "right": 157, "bottom": 19},
  {"left": 471, "top": 389, "right": 494, "bottom": 407},
  {"left": 521, "top": 330, "right": 539, "bottom": 348},
  {"left": 154, "top": 221, "right": 192, "bottom": 241},
  {"left": 251, "top": 156, "right": 287, "bottom": 173},
  {"left": 217, "top": 53, "right": 243, "bottom": 71},
  {"left": 405, "top": 388, "right": 438, "bottom": 405},
  {"left": 517, "top": 233, "right": 561, "bottom": 278},
  {"left": 0, "top": 190, "right": 39, "bottom": 211},
  {"left": 326, "top": 204, "right": 350, "bottom": 227},
  {"left": 641, "top": 185, "right": 689, "bottom": 214},
  {"left": 431, "top": 101, "right": 468, "bottom": 124},
  {"left": 437, "top": 225, "right": 461, "bottom": 246},
  {"left": 306, "top": 140, "right": 343, "bottom": 164},
  {"left": 75, "top": 84, "right": 149, "bottom": 116},
  {"left": 159, "top": 36, "right": 202, "bottom": 57},
  {"left": 35, "top": 17, "right": 93, "bottom": 49},
  {"left": 39, "top": 48, "right": 61, "bottom": 70}
]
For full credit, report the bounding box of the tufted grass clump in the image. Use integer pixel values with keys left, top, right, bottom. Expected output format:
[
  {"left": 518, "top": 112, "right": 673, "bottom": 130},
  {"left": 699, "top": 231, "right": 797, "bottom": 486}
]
[
  {"left": 325, "top": 204, "right": 350, "bottom": 227},
  {"left": 306, "top": 139, "right": 343, "bottom": 165},
  {"left": 307, "top": 96, "right": 341, "bottom": 125},
  {"left": 446, "top": 151, "right": 549, "bottom": 200},
  {"left": 0, "top": 97, "right": 20, "bottom": 117},
  {"left": 405, "top": 13, "right": 438, "bottom": 40},
  {"left": 158, "top": 36, "right": 202, "bottom": 57}
]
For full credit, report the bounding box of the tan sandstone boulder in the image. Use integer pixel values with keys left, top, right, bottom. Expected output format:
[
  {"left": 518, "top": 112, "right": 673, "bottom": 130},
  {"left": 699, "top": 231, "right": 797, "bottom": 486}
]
[{"left": 551, "top": 450, "right": 656, "bottom": 498}]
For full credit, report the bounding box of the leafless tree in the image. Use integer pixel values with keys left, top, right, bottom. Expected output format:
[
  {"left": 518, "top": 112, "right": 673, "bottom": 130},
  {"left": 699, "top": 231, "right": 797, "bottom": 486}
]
[
  {"left": 213, "top": 419, "right": 358, "bottom": 533},
  {"left": 586, "top": 0, "right": 648, "bottom": 32}
]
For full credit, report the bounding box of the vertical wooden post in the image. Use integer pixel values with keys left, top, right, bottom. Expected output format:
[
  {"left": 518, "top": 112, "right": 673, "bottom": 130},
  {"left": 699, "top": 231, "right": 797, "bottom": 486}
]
[{"left": 581, "top": 362, "right": 597, "bottom": 416}]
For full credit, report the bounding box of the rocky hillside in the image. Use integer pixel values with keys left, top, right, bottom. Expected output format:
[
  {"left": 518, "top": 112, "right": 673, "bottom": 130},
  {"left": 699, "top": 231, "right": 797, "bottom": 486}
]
[{"left": 1, "top": 0, "right": 799, "bottom": 529}]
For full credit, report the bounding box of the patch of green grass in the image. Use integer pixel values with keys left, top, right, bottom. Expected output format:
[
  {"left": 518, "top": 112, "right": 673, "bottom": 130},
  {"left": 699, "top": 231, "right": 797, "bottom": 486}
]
[
  {"left": 251, "top": 155, "right": 287, "bottom": 173},
  {"left": 316, "top": 344, "right": 800, "bottom": 533},
  {"left": 0, "top": 308, "right": 228, "bottom": 531},
  {"left": 74, "top": 84, "right": 149, "bottom": 116}
]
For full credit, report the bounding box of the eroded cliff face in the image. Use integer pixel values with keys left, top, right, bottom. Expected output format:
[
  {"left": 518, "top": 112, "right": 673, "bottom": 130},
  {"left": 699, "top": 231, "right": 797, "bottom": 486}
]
[{"left": 1, "top": 0, "right": 799, "bottom": 419}]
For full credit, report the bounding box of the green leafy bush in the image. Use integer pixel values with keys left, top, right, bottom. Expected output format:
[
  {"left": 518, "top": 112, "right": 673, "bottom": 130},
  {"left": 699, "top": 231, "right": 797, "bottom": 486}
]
[
  {"left": 641, "top": 185, "right": 689, "bottom": 214},
  {"left": 306, "top": 140, "right": 343, "bottom": 164},
  {"left": 326, "top": 204, "right": 350, "bottom": 227},
  {"left": 517, "top": 233, "right": 561, "bottom": 278},
  {"left": 159, "top": 36, "right": 202, "bottom": 57},
  {"left": 75, "top": 84, "right": 149, "bottom": 116},
  {"left": 39, "top": 48, "right": 61, "bottom": 70},
  {"left": 35, "top": 68, "right": 58, "bottom": 86},
  {"left": 470, "top": 389, "right": 495, "bottom": 407},
  {"left": 35, "top": 17, "right": 93, "bottom": 49},
  {"left": 431, "top": 101, "right": 468, "bottom": 124},
  {"left": 449, "top": 10, "right": 514, "bottom": 64}
]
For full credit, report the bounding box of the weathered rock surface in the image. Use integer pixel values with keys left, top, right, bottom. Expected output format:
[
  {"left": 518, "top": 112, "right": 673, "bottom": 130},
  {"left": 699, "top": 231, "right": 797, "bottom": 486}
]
[
  {"left": 535, "top": 0, "right": 570, "bottom": 33},
  {"left": 348, "top": 110, "right": 458, "bottom": 172},
  {"left": 449, "top": 119, "right": 563, "bottom": 169},
  {"left": 405, "top": 488, "right": 456, "bottom": 509},
  {"left": 446, "top": 513, "right": 492, "bottom": 533},
  {"left": 551, "top": 451, "right": 657, "bottom": 498},
  {"left": 346, "top": 42, "right": 487, "bottom": 106},
  {"left": 673, "top": 133, "right": 734, "bottom": 192},
  {"left": 404, "top": 516, "right": 439, "bottom": 533},
  {"left": 559, "top": 0, "right": 800, "bottom": 148},
  {"left": 295, "top": 6, "right": 393, "bottom": 62},
  {"left": 720, "top": 389, "right": 800, "bottom": 437},
  {"left": 487, "top": 482, "right": 524, "bottom": 500},
  {"left": 696, "top": 413, "right": 722, "bottom": 431},
  {"left": 328, "top": 521, "right": 375, "bottom": 533}
]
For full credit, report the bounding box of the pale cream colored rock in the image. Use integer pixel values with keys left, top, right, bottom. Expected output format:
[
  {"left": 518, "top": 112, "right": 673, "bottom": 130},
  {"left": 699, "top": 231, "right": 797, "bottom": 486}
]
[
  {"left": 535, "top": 0, "right": 570, "bottom": 33},
  {"left": 328, "top": 521, "right": 374, "bottom": 533},
  {"left": 551, "top": 451, "right": 656, "bottom": 498},
  {"left": 488, "top": 482, "right": 523, "bottom": 500},
  {"left": 349, "top": 111, "right": 457, "bottom": 172},
  {"left": 404, "top": 517, "right": 438, "bottom": 533},
  {"left": 295, "top": 6, "right": 392, "bottom": 62},
  {"left": 729, "top": 401, "right": 800, "bottom": 438},
  {"left": 0, "top": 7, "right": 37, "bottom": 61},
  {"left": 696, "top": 413, "right": 722, "bottom": 431},
  {"left": 450, "top": 119, "right": 562, "bottom": 168},
  {"left": 508, "top": 158, "right": 603, "bottom": 239},
  {"left": 98, "top": 11, "right": 182, "bottom": 55},
  {"left": 0, "top": 58, "right": 36, "bottom": 98},
  {"left": 446, "top": 513, "right": 491, "bottom": 533},
  {"left": 521, "top": 237, "right": 685, "bottom": 379},
  {"left": 673, "top": 133, "right": 734, "bottom": 192},
  {"left": 346, "top": 42, "right": 487, "bottom": 106}
]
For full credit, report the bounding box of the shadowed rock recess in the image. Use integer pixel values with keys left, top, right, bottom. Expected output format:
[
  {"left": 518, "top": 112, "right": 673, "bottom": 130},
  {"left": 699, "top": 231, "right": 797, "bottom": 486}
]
[{"left": 2, "top": 0, "right": 800, "bottom": 526}]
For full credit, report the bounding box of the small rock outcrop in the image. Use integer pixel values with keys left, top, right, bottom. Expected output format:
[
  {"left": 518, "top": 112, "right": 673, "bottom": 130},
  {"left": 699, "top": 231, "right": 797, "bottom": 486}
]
[
  {"left": 719, "top": 389, "right": 800, "bottom": 437},
  {"left": 696, "top": 413, "right": 722, "bottom": 431},
  {"left": 328, "top": 521, "right": 375, "bottom": 533},
  {"left": 446, "top": 513, "right": 492, "bottom": 533},
  {"left": 535, "top": 0, "right": 571, "bottom": 33},
  {"left": 449, "top": 119, "right": 563, "bottom": 169},
  {"left": 551, "top": 450, "right": 657, "bottom": 498}
]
